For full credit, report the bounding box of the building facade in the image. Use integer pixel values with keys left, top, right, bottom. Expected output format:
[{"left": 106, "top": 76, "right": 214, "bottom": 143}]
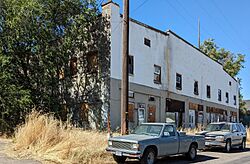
[{"left": 102, "top": 1, "right": 239, "bottom": 130}]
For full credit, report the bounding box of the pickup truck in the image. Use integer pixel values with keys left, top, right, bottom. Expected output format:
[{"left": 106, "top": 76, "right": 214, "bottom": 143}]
[
  {"left": 197, "top": 122, "right": 247, "bottom": 152},
  {"left": 106, "top": 123, "right": 205, "bottom": 164}
]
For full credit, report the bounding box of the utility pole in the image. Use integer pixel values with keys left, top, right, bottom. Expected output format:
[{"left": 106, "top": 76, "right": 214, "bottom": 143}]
[
  {"left": 121, "top": 0, "right": 129, "bottom": 135},
  {"left": 198, "top": 18, "right": 200, "bottom": 49}
]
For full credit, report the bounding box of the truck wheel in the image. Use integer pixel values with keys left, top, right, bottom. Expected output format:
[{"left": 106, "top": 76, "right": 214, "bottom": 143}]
[
  {"left": 225, "top": 139, "right": 231, "bottom": 152},
  {"left": 186, "top": 144, "right": 197, "bottom": 160},
  {"left": 240, "top": 138, "right": 246, "bottom": 150},
  {"left": 113, "top": 154, "right": 127, "bottom": 163},
  {"left": 140, "top": 148, "right": 156, "bottom": 164}
]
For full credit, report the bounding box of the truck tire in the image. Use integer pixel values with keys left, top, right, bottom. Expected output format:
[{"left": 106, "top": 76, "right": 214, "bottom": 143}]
[
  {"left": 140, "top": 148, "right": 156, "bottom": 164},
  {"left": 186, "top": 144, "right": 197, "bottom": 160},
  {"left": 240, "top": 138, "right": 246, "bottom": 150},
  {"left": 113, "top": 154, "right": 127, "bottom": 163},
  {"left": 225, "top": 139, "right": 231, "bottom": 152}
]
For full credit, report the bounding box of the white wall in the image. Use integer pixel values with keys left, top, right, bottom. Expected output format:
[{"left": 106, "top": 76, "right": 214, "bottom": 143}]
[
  {"left": 108, "top": 3, "right": 168, "bottom": 90},
  {"left": 103, "top": 2, "right": 239, "bottom": 109},
  {"left": 167, "top": 33, "right": 239, "bottom": 109}
]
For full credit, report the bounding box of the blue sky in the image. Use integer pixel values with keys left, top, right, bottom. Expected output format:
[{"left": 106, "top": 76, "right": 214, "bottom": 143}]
[{"left": 101, "top": 0, "right": 250, "bottom": 100}]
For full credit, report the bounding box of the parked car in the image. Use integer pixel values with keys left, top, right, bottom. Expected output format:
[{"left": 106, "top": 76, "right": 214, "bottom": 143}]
[
  {"left": 197, "top": 122, "right": 247, "bottom": 152},
  {"left": 106, "top": 123, "right": 205, "bottom": 164}
]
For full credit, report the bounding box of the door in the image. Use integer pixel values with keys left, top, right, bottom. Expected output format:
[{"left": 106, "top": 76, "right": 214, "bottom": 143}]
[
  {"left": 159, "top": 125, "right": 179, "bottom": 156},
  {"left": 189, "top": 110, "right": 195, "bottom": 128},
  {"left": 148, "top": 105, "right": 156, "bottom": 122},
  {"left": 231, "top": 124, "right": 241, "bottom": 145},
  {"left": 138, "top": 108, "right": 145, "bottom": 125},
  {"left": 128, "top": 103, "right": 134, "bottom": 122}
]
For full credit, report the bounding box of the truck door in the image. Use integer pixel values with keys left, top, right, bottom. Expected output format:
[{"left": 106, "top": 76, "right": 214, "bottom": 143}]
[{"left": 159, "top": 125, "right": 179, "bottom": 156}]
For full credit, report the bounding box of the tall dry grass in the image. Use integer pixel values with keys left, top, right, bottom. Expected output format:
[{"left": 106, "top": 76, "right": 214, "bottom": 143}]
[
  {"left": 247, "top": 128, "right": 250, "bottom": 144},
  {"left": 6, "top": 111, "right": 113, "bottom": 164},
  {"left": 5, "top": 112, "right": 250, "bottom": 164}
]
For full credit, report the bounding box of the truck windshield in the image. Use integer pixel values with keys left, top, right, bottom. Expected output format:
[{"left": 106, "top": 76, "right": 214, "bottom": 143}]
[
  {"left": 132, "top": 124, "right": 163, "bottom": 136},
  {"left": 205, "top": 123, "right": 230, "bottom": 132}
]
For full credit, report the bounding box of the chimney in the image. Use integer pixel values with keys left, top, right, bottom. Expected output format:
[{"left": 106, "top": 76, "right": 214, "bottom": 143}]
[{"left": 102, "top": 0, "right": 120, "bottom": 22}]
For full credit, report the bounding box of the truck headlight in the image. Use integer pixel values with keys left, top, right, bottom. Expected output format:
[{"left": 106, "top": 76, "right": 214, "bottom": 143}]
[
  {"left": 108, "top": 141, "right": 112, "bottom": 146},
  {"left": 131, "top": 143, "right": 140, "bottom": 150},
  {"left": 215, "top": 136, "right": 224, "bottom": 141}
]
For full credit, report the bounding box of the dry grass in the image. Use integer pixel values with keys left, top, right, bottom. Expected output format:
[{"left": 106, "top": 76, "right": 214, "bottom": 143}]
[
  {"left": 6, "top": 111, "right": 114, "bottom": 164},
  {"left": 5, "top": 113, "right": 250, "bottom": 164},
  {"left": 247, "top": 128, "right": 250, "bottom": 144}
]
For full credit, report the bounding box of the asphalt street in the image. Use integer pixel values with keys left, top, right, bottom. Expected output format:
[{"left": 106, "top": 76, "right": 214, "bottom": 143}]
[
  {"left": 125, "top": 146, "right": 250, "bottom": 164},
  {"left": 0, "top": 139, "right": 249, "bottom": 164}
]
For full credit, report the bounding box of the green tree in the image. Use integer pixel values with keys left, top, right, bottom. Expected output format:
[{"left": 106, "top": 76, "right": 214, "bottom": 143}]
[
  {"left": 200, "top": 39, "right": 245, "bottom": 118},
  {"left": 200, "top": 39, "right": 245, "bottom": 77},
  {"left": 0, "top": 0, "right": 110, "bottom": 131}
]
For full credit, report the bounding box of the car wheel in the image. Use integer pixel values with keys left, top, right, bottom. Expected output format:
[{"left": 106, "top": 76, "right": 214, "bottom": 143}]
[
  {"left": 225, "top": 139, "right": 231, "bottom": 152},
  {"left": 186, "top": 144, "right": 197, "bottom": 160},
  {"left": 113, "top": 154, "right": 127, "bottom": 163},
  {"left": 240, "top": 138, "right": 246, "bottom": 150},
  {"left": 140, "top": 148, "right": 156, "bottom": 164}
]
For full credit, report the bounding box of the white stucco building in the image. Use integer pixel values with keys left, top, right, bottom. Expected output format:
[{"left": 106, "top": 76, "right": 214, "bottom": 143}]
[{"left": 102, "top": 1, "right": 239, "bottom": 129}]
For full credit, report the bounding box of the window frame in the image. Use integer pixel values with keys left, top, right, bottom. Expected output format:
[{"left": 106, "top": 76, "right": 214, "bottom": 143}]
[
  {"left": 128, "top": 55, "right": 134, "bottom": 75},
  {"left": 176, "top": 73, "right": 182, "bottom": 90},
  {"left": 144, "top": 38, "right": 151, "bottom": 47},
  {"left": 207, "top": 85, "right": 211, "bottom": 98},
  {"left": 233, "top": 95, "right": 237, "bottom": 105},
  {"left": 218, "top": 89, "right": 222, "bottom": 101},
  {"left": 226, "top": 92, "right": 229, "bottom": 103},
  {"left": 194, "top": 81, "right": 199, "bottom": 95},
  {"left": 154, "top": 65, "right": 161, "bottom": 84}
]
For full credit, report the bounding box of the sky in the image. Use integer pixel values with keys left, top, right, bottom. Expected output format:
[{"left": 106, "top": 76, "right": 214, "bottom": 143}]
[{"left": 100, "top": 0, "right": 250, "bottom": 100}]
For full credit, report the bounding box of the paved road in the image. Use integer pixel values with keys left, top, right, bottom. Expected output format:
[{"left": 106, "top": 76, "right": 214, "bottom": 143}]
[
  {"left": 125, "top": 146, "right": 250, "bottom": 164},
  {"left": 1, "top": 139, "right": 250, "bottom": 164},
  {"left": 0, "top": 139, "right": 40, "bottom": 164}
]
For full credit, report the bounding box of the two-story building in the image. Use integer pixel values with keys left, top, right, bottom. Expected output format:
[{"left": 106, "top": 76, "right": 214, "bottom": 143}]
[{"left": 102, "top": 1, "right": 239, "bottom": 129}]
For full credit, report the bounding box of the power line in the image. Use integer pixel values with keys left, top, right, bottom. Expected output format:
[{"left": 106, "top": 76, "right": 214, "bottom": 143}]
[
  {"left": 132, "top": 0, "right": 150, "bottom": 13},
  {"left": 194, "top": 0, "right": 243, "bottom": 50},
  {"left": 165, "top": 0, "right": 198, "bottom": 36},
  {"left": 174, "top": 0, "right": 212, "bottom": 41},
  {"left": 210, "top": 0, "right": 249, "bottom": 52}
]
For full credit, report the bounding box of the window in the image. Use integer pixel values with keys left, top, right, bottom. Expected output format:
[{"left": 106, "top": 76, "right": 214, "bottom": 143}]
[
  {"left": 144, "top": 38, "right": 151, "bottom": 47},
  {"left": 176, "top": 73, "right": 182, "bottom": 90},
  {"left": 234, "top": 95, "right": 236, "bottom": 105},
  {"left": 70, "top": 56, "right": 77, "bottom": 76},
  {"left": 218, "top": 89, "right": 222, "bottom": 101},
  {"left": 226, "top": 92, "right": 229, "bottom": 103},
  {"left": 128, "top": 55, "right": 134, "bottom": 75},
  {"left": 194, "top": 81, "right": 199, "bottom": 95},
  {"left": 229, "top": 81, "right": 232, "bottom": 86},
  {"left": 207, "top": 85, "right": 211, "bottom": 98},
  {"left": 154, "top": 65, "right": 161, "bottom": 84},
  {"left": 163, "top": 125, "right": 175, "bottom": 136}
]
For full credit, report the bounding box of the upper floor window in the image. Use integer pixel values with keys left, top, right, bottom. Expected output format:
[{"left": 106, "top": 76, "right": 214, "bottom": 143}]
[
  {"left": 234, "top": 95, "right": 237, "bottom": 105},
  {"left": 218, "top": 89, "right": 222, "bottom": 101},
  {"left": 154, "top": 65, "right": 161, "bottom": 84},
  {"left": 207, "top": 85, "right": 211, "bottom": 98},
  {"left": 226, "top": 92, "right": 229, "bottom": 103},
  {"left": 176, "top": 73, "right": 182, "bottom": 90},
  {"left": 128, "top": 55, "right": 134, "bottom": 75},
  {"left": 194, "top": 81, "right": 199, "bottom": 95},
  {"left": 229, "top": 81, "right": 232, "bottom": 86},
  {"left": 144, "top": 38, "right": 151, "bottom": 47}
]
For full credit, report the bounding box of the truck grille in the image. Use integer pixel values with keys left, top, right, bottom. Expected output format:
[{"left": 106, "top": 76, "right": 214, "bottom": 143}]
[
  {"left": 205, "top": 135, "right": 216, "bottom": 141},
  {"left": 112, "top": 141, "right": 133, "bottom": 150}
]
